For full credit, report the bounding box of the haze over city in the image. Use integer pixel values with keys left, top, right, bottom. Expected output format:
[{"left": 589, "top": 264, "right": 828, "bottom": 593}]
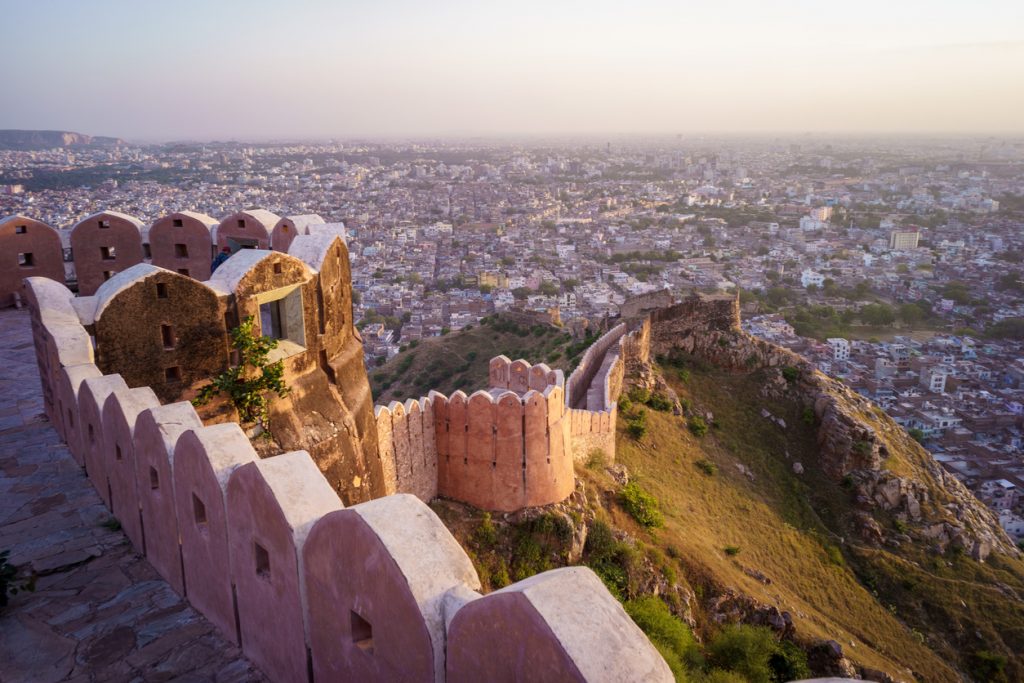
[
  {"left": 3, "top": 0, "right": 1024, "bottom": 140},
  {"left": 6, "top": 2, "right": 1024, "bottom": 682}
]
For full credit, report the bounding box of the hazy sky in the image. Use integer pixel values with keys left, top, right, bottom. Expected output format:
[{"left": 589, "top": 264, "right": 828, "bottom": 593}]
[{"left": 3, "top": 0, "right": 1023, "bottom": 140}]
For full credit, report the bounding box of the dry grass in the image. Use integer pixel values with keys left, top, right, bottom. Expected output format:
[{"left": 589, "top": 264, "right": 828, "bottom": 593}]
[{"left": 608, "top": 364, "right": 971, "bottom": 681}]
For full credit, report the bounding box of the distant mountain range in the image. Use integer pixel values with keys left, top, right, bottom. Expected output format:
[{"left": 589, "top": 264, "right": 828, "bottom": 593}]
[{"left": 0, "top": 129, "right": 126, "bottom": 150}]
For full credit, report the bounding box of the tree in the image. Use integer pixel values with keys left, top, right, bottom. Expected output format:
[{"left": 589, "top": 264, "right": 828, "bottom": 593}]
[
  {"left": 511, "top": 287, "right": 531, "bottom": 300},
  {"left": 898, "top": 303, "right": 925, "bottom": 326},
  {"left": 538, "top": 281, "right": 559, "bottom": 296},
  {"left": 193, "top": 317, "right": 291, "bottom": 436},
  {"left": 860, "top": 303, "right": 896, "bottom": 326}
]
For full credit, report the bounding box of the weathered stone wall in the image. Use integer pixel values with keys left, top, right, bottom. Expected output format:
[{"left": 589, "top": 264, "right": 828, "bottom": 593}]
[
  {"left": 566, "top": 323, "right": 627, "bottom": 409},
  {"left": 148, "top": 211, "right": 218, "bottom": 281},
  {"left": 87, "top": 265, "right": 229, "bottom": 404},
  {"left": 70, "top": 211, "right": 145, "bottom": 296},
  {"left": 617, "top": 288, "right": 675, "bottom": 320},
  {"left": 214, "top": 209, "right": 277, "bottom": 251},
  {"left": 0, "top": 216, "right": 65, "bottom": 308},
  {"left": 25, "top": 277, "right": 671, "bottom": 683},
  {"left": 423, "top": 385, "right": 577, "bottom": 511},
  {"left": 647, "top": 292, "right": 741, "bottom": 358},
  {"left": 41, "top": 228, "right": 386, "bottom": 506}
]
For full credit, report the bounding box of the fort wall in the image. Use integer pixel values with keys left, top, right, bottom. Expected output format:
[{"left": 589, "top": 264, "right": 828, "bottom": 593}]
[
  {"left": 0, "top": 209, "right": 340, "bottom": 307},
  {"left": 25, "top": 275, "right": 670, "bottom": 683}
]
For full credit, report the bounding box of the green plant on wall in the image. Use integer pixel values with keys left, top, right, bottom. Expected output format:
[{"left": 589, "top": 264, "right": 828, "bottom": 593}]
[
  {"left": 192, "top": 316, "right": 291, "bottom": 436},
  {"left": 1, "top": 550, "right": 35, "bottom": 610}
]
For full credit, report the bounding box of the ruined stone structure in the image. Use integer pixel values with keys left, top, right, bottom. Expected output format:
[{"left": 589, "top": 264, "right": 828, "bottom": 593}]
[
  {"left": 24, "top": 274, "right": 672, "bottom": 683},
  {"left": 70, "top": 210, "right": 146, "bottom": 295},
  {"left": 0, "top": 214, "right": 65, "bottom": 307}
]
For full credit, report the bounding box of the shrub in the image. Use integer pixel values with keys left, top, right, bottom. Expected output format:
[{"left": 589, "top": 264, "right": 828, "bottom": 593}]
[
  {"left": 706, "top": 624, "right": 776, "bottom": 683},
  {"left": 620, "top": 482, "right": 664, "bottom": 529},
  {"left": 617, "top": 395, "right": 632, "bottom": 412},
  {"left": 824, "top": 544, "right": 845, "bottom": 567},
  {"left": 585, "top": 520, "right": 618, "bottom": 565},
  {"left": 586, "top": 449, "right": 607, "bottom": 470},
  {"left": 724, "top": 545, "right": 741, "bottom": 556},
  {"left": 473, "top": 512, "right": 498, "bottom": 548},
  {"left": 491, "top": 558, "right": 511, "bottom": 588},
  {"left": 695, "top": 459, "right": 717, "bottom": 476},
  {"left": 624, "top": 596, "right": 701, "bottom": 679},
  {"left": 768, "top": 640, "right": 811, "bottom": 682},
  {"left": 801, "top": 407, "right": 815, "bottom": 426},
  {"left": 852, "top": 440, "right": 873, "bottom": 457},
  {"left": 701, "top": 670, "right": 747, "bottom": 683},
  {"left": 628, "top": 386, "right": 651, "bottom": 404},
  {"left": 1, "top": 550, "right": 35, "bottom": 610},
  {"left": 967, "top": 650, "right": 1008, "bottom": 683},
  {"left": 781, "top": 366, "right": 800, "bottom": 383},
  {"left": 678, "top": 368, "right": 691, "bottom": 383},
  {"left": 647, "top": 393, "right": 673, "bottom": 412},
  {"left": 192, "top": 316, "right": 291, "bottom": 436},
  {"left": 908, "top": 427, "right": 925, "bottom": 443},
  {"left": 688, "top": 416, "right": 708, "bottom": 437},
  {"left": 627, "top": 420, "right": 648, "bottom": 439}
]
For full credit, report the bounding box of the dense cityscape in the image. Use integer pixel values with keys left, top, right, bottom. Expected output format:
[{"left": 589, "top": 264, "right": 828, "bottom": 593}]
[{"left": 4, "top": 137, "right": 1024, "bottom": 546}]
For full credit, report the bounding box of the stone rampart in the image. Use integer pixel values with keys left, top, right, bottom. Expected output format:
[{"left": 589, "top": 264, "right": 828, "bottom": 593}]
[
  {"left": 25, "top": 276, "right": 671, "bottom": 682},
  {"left": 1, "top": 209, "right": 340, "bottom": 307},
  {"left": 566, "top": 323, "right": 627, "bottom": 410}
]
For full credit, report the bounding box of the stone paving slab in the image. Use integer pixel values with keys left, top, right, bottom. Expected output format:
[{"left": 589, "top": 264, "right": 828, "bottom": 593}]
[{"left": 0, "top": 308, "right": 266, "bottom": 683}]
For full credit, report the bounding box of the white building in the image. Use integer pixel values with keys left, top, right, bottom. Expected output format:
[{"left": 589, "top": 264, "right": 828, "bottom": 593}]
[
  {"left": 920, "top": 366, "right": 948, "bottom": 393},
  {"left": 801, "top": 269, "right": 826, "bottom": 288},
  {"left": 999, "top": 509, "right": 1024, "bottom": 541},
  {"left": 827, "top": 338, "right": 850, "bottom": 361},
  {"left": 800, "top": 216, "right": 829, "bottom": 232}
]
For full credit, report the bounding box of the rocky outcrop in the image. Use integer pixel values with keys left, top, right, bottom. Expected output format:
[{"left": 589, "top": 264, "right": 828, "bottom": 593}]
[{"left": 635, "top": 293, "right": 1018, "bottom": 562}]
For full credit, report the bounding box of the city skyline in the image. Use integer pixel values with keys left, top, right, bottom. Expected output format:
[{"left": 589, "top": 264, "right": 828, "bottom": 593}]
[{"left": 3, "top": 0, "right": 1024, "bottom": 140}]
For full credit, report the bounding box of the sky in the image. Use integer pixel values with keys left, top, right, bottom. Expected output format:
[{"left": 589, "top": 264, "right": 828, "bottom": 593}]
[{"left": 3, "top": 0, "right": 1023, "bottom": 141}]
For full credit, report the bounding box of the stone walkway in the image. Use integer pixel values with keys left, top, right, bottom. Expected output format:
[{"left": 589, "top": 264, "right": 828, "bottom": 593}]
[{"left": 0, "top": 308, "right": 265, "bottom": 683}]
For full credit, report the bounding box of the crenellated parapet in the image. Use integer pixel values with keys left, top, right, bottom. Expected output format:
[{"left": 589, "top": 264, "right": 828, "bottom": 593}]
[
  {"left": 20, "top": 223, "right": 385, "bottom": 505},
  {"left": 487, "top": 355, "right": 564, "bottom": 394},
  {"left": 23, "top": 275, "right": 672, "bottom": 683}
]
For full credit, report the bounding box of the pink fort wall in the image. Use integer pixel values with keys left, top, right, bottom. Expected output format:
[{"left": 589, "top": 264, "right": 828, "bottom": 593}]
[
  {"left": 57, "top": 364, "right": 103, "bottom": 465},
  {"left": 78, "top": 374, "right": 129, "bottom": 506},
  {"left": 133, "top": 402, "right": 203, "bottom": 595},
  {"left": 173, "top": 423, "right": 257, "bottom": 643},
  {"left": 102, "top": 386, "right": 160, "bottom": 552},
  {"left": 23, "top": 248, "right": 672, "bottom": 683},
  {"left": 226, "top": 452, "right": 342, "bottom": 683}
]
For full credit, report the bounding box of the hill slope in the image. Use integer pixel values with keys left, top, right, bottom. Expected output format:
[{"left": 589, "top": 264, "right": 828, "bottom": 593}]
[
  {"left": 432, "top": 328, "right": 1024, "bottom": 682},
  {"left": 370, "top": 313, "right": 596, "bottom": 403}
]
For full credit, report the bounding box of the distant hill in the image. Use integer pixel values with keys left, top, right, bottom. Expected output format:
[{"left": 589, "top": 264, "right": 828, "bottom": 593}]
[{"left": 0, "top": 129, "right": 126, "bottom": 150}]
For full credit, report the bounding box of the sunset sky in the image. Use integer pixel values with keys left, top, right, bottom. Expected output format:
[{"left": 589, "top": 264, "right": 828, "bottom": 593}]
[{"left": 3, "top": 0, "right": 1023, "bottom": 140}]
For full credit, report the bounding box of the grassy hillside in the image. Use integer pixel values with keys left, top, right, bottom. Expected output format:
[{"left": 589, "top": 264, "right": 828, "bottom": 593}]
[
  {"left": 434, "top": 355, "right": 1024, "bottom": 682},
  {"left": 370, "top": 314, "right": 596, "bottom": 403}
]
